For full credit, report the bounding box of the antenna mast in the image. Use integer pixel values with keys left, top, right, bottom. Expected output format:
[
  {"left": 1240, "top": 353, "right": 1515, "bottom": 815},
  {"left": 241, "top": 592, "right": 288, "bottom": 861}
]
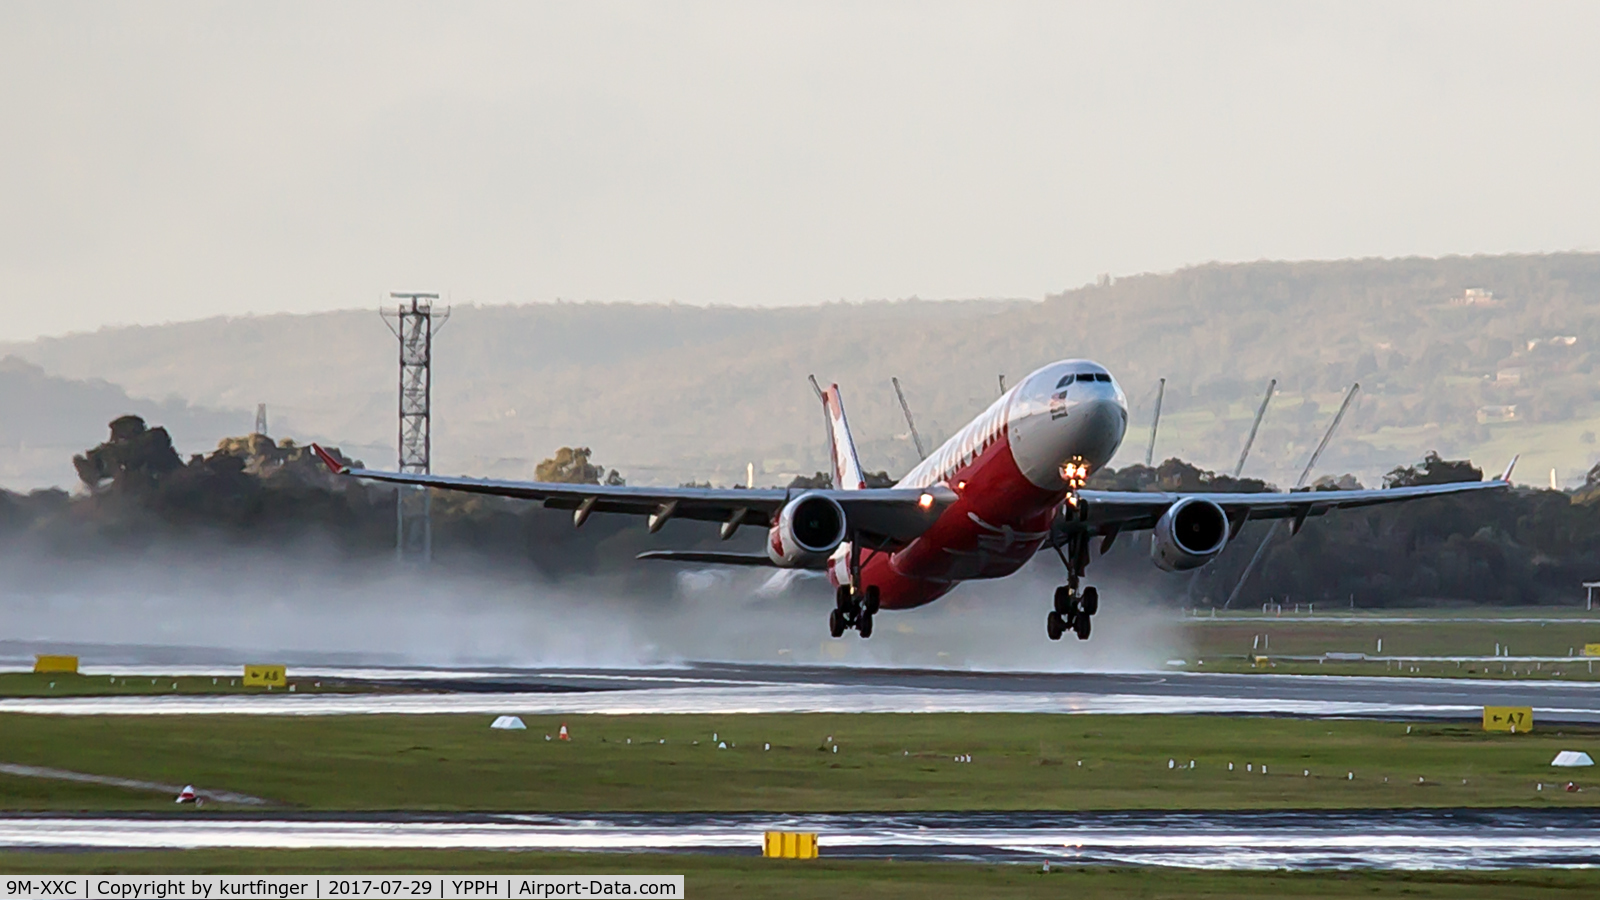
[
  {"left": 891, "top": 377, "right": 927, "bottom": 460},
  {"left": 1145, "top": 378, "right": 1166, "bottom": 467},
  {"left": 381, "top": 293, "right": 450, "bottom": 563},
  {"left": 806, "top": 374, "right": 832, "bottom": 485},
  {"left": 1295, "top": 383, "right": 1360, "bottom": 489},
  {"left": 1223, "top": 382, "right": 1360, "bottom": 608},
  {"left": 1232, "top": 379, "right": 1276, "bottom": 478}
]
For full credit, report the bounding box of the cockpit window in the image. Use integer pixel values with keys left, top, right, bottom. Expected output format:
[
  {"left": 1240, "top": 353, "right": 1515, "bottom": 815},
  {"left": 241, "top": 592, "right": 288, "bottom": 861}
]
[
  {"left": 1055, "top": 374, "right": 1074, "bottom": 388},
  {"left": 1094, "top": 373, "right": 1112, "bottom": 382}
]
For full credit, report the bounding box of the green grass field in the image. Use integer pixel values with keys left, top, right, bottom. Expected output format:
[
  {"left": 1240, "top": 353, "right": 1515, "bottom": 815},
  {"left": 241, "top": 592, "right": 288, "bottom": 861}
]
[
  {"left": 1184, "top": 616, "right": 1600, "bottom": 658},
  {"left": 1175, "top": 610, "right": 1600, "bottom": 680},
  {"left": 0, "top": 713, "right": 1594, "bottom": 811},
  {"left": 0, "top": 850, "right": 1596, "bottom": 899}
]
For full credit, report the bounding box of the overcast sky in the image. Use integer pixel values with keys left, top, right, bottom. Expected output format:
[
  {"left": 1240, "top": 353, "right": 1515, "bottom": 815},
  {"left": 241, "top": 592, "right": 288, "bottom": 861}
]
[{"left": 2, "top": 1, "right": 1598, "bottom": 342}]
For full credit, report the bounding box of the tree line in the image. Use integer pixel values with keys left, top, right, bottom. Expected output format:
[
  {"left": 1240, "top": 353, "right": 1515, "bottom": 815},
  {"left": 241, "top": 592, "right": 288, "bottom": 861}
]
[{"left": 5, "top": 416, "right": 1598, "bottom": 608}]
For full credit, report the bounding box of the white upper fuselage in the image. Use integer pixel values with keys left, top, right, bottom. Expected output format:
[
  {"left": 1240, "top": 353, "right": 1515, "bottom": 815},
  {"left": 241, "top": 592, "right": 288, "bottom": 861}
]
[
  {"left": 897, "top": 359, "right": 1129, "bottom": 492},
  {"left": 831, "top": 360, "right": 1129, "bottom": 606}
]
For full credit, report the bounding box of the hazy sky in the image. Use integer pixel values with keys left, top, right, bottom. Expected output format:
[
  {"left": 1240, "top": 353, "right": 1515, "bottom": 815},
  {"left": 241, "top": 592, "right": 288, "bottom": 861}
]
[{"left": 3, "top": 1, "right": 1598, "bottom": 342}]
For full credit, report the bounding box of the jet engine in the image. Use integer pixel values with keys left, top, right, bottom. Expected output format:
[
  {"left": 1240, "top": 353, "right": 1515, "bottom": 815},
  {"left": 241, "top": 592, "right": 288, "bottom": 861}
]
[
  {"left": 767, "top": 492, "right": 848, "bottom": 567},
  {"left": 1150, "top": 497, "right": 1230, "bottom": 571}
]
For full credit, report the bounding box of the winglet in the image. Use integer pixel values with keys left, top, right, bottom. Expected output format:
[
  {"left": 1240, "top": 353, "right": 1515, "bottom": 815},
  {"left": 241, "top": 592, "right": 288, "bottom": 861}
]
[
  {"left": 310, "top": 443, "right": 350, "bottom": 475},
  {"left": 1497, "top": 454, "right": 1519, "bottom": 483}
]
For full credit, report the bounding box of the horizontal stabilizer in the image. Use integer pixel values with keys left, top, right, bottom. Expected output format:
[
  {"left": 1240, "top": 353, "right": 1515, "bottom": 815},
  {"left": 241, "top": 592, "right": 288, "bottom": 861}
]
[{"left": 638, "top": 550, "right": 809, "bottom": 569}]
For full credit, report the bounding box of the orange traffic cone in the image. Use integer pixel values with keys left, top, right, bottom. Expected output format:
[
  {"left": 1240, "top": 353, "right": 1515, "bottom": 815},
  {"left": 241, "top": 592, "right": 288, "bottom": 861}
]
[
  {"left": 176, "top": 785, "right": 196, "bottom": 803},
  {"left": 558, "top": 723, "right": 570, "bottom": 741}
]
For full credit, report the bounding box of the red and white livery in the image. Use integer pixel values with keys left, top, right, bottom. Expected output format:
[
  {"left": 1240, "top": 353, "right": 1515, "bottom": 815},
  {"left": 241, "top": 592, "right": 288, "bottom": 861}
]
[{"left": 313, "top": 360, "right": 1514, "bottom": 642}]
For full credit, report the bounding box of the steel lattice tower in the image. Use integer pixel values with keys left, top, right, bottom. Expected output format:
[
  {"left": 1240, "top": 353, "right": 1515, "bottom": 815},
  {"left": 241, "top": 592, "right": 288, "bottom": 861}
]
[{"left": 381, "top": 293, "right": 450, "bottom": 562}]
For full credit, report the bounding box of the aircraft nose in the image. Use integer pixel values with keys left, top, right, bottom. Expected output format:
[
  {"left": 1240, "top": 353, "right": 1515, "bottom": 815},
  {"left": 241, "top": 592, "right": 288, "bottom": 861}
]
[
  {"left": 1073, "top": 393, "right": 1128, "bottom": 464},
  {"left": 1084, "top": 393, "right": 1126, "bottom": 432}
]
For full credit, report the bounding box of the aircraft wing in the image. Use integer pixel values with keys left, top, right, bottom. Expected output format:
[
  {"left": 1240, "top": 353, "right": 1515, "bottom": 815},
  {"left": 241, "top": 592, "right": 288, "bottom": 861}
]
[
  {"left": 1059, "top": 457, "right": 1517, "bottom": 537},
  {"left": 310, "top": 444, "right": 955, "bottom": 545}
]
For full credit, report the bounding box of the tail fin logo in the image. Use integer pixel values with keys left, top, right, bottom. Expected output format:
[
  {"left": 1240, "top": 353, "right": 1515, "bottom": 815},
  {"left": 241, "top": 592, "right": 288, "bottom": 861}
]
[{"left": 821, "top": 384, "right": 867, "bottom": 491}]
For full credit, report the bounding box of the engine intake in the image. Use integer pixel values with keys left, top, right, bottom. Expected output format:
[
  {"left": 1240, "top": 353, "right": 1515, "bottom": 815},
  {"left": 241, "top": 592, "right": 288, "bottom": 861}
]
[
  {"left": 768, "top": 492, "right": 848, "bottom": 567},
  {"left": 1150, "top": 497, "right": 1229, "bottom": 571}
]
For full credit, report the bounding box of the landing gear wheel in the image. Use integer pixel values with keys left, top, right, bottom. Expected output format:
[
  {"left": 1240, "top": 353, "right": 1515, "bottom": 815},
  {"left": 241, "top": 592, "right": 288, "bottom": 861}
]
[
  {"left": 1074, "top": 614, "right": 1092, "bottom": 641},
  {"left": 1053, "top": 585, "right": 1077, "bottom": 617},
  {"left": 835, "top": 583, "right": 877, "bottom": 637},
  {"left": 1047, "top": 610, "right": 1066, "bottom": 641},
  {"left": 1081, "top": 586, "right": 1099, "bottom": 617}
]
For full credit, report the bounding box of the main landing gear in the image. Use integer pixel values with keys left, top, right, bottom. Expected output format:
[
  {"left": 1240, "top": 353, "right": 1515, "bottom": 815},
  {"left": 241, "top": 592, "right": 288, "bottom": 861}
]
[
  {"left": 831, "top": 584, "right": 879, "bottom": 639},
  {"left": 1047, "top": 584, "right": 1096, "bottom": 641},
  {"left": 1047, "top": 531, "right": 1098, "bottom": 641},
  {"left": 829, "top": 538, "right": 879, "bottom": 639}
]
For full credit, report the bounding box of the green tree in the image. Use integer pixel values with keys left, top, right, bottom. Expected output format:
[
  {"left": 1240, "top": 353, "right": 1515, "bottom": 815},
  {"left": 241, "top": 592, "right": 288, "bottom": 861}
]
[
  {"left": 1383, "top": 451, "right": 1482, "bottom": 488},
  {"left": 536, "top": 447, "right": 624, "bottom": 485},
  {"left": 785, "top": 470, "right": 896, "bottom": 490},
  {"left": 72, "top": 415, "right": 183, "bottom": 490}
]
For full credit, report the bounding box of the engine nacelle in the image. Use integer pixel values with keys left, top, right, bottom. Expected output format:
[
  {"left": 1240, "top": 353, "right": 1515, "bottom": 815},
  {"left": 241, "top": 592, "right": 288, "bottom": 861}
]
[
  {"left": 767, "top": 492, "right": 848, "bottom": 567},
  {"left": 1150, "top": 497, "right": 1230, "bottom": 572}
]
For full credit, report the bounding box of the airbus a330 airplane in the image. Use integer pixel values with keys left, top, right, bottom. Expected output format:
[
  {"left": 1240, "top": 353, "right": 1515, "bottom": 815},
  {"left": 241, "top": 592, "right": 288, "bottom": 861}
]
[{"left": 312, "top": 359, "right": 1514, "bottom": 642}]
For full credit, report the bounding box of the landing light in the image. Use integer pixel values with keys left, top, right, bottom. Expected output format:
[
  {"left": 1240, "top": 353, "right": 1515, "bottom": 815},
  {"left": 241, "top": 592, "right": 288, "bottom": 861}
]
[
  {"left": 1060, "top": 460, "right": 1089, "bottom": 490},
  {"left": 918, "top": 492, "right": 935, "bottom": 510}
]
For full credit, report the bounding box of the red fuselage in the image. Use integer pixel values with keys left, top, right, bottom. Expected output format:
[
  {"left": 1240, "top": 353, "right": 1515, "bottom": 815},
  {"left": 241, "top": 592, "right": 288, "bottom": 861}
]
[{"left": 827, "top": 359, "right": 1129, "bottom": 610}]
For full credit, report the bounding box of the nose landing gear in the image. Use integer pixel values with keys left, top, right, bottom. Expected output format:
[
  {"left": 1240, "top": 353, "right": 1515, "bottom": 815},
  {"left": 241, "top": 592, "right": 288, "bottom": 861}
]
[
  {"left": 832, "top": 583, "right": 879, "bottom": 639},
  {"left": 1048, "top": 530, "right": 1099, "bottom": 641}
]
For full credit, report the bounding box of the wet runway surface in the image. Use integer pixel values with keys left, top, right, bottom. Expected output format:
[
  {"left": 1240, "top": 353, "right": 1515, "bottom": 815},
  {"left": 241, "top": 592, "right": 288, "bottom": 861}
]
[
  {"left": 4, "top": 657, "right": 1599, "bottom": 872},
  {"left": 3, "top": 661, "right": 1598, "bottom": 721},
  {"left": 3, "top": 810, "right": 1598, "bottom": 869}
]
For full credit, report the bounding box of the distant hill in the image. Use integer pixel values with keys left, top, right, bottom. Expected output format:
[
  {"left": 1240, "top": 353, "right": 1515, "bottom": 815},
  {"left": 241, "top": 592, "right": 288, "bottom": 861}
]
[
  {"left": 0, "top": 357, "right": 245, "bottom": 491},
  {"left": 5, "top": 253, "right": 1600, "bottom": 489}
]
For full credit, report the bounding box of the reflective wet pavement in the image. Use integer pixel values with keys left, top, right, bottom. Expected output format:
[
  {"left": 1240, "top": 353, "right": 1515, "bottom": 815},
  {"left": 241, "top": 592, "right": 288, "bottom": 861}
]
[
  {"left": 2, "top": 663, "right": 1597, "bottom": 722},
  {"left": 3, "top": 810, "right": 1597, "bottom": 869}
]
